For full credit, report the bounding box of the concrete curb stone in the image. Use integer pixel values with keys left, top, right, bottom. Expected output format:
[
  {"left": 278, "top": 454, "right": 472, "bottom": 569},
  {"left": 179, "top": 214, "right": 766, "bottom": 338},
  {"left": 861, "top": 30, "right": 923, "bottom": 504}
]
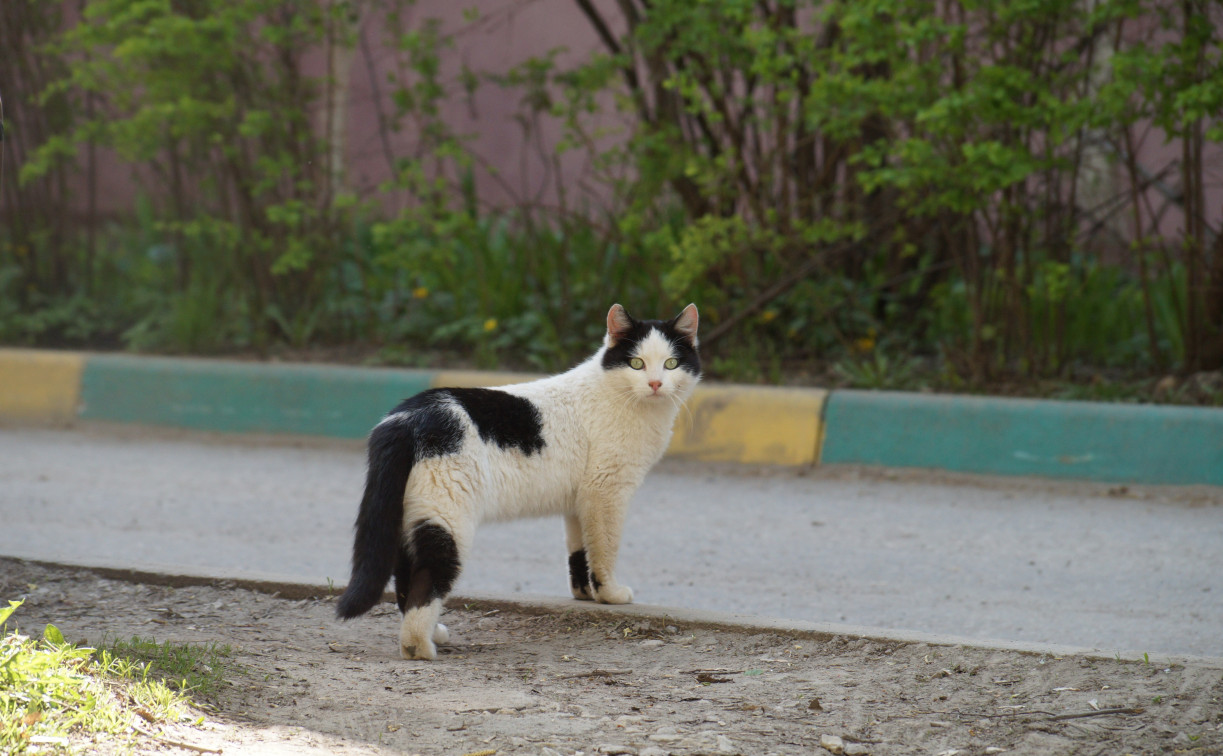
[
  {"left": 13, "top": 554, "right": 1221, "bottom": 670},
  {"left": 2, "top": 347, "right": 1221, "bottom": 485}
]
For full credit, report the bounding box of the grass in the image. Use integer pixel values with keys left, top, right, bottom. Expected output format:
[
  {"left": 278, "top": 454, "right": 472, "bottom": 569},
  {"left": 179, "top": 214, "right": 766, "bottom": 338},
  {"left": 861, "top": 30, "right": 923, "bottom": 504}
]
[
  {"left": 103, "top": 636, "right": 236, "bottom": 701},
  {"left": 1, "top": 600, "right": 232, "bottom": 754}
]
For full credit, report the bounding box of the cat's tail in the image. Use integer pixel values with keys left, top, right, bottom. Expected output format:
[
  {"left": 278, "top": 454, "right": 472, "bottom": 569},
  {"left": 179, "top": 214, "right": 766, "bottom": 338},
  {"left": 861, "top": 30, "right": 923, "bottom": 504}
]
[{"left": 336, "top": 418, "right": 415, "bottom": 620}]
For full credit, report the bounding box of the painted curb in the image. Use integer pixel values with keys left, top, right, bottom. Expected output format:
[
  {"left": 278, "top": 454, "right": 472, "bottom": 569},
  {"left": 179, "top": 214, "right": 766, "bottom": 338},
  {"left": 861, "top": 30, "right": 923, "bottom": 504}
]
[
  {"left": 79, "top": 353, "right": 434, "bottom": 439},
  {"left": 0, "top": 348, "right": 84, "bottom": 424},
  {"left": 2, "top": 348, "right": 1222, "bottom": 485},
  {"left": 2, "top": 349, "right": 827, "bottom": 468},
  {"left": 822, "top": 389, "right": 1223, "bottom": 486},
  {"left": 10, "top": 555, "right": 1221, "bottom": 669},
  {"left": 668, "top": 384, "right": 826, "bottom": 466}
]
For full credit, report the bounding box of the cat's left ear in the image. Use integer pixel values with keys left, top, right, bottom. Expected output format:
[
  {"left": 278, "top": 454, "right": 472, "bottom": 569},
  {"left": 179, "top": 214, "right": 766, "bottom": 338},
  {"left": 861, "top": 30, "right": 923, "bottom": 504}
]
[{"left": 671, "top": 303, "right": 699, "bottom": 346}]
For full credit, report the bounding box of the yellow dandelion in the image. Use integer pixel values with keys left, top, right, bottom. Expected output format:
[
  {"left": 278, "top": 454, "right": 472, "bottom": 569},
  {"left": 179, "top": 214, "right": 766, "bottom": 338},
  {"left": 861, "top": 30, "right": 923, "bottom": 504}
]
[
  {"left": 759, "top": 309, "right": 778, "bottom": 324},
  {"left": 853, "top": 328, "right": 877, "bottom": 354},
  {"left": 483, "top": 318, "right": 498, "bottom": 332},
  {"left": 412, "top": 286, "right": 429, "bottom": 299}
]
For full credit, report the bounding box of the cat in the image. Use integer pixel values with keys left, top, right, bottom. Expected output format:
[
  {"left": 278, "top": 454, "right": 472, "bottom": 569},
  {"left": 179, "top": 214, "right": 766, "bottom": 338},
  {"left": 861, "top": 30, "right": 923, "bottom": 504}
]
[{"left": 336, "top": 303, "right": 701, "bottom": 660}]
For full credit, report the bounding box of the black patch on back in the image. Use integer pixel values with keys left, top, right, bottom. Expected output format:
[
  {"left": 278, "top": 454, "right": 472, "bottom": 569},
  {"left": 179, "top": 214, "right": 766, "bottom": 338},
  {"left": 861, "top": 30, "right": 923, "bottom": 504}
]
[
  {"left": 601, "top": 317, "right": 701, "bottom": 376},
  {"left": 442, "top": 387, "right": 545, "bottom": 456},
  {"left": 400, "top": 521, "right": 461, "bottom": 612},
  {"left": 384, "top": 390, "right": 465, "bottom": 459},
  {"left": 568, "top": 549, "right": 591, "bottom": 595}
]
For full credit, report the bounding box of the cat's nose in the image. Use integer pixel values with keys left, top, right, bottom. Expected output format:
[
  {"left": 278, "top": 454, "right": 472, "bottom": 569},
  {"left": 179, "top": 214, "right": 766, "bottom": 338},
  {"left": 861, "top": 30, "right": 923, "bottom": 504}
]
[{"left": 649, "top": 380, "right": 662, "bottom": 392}]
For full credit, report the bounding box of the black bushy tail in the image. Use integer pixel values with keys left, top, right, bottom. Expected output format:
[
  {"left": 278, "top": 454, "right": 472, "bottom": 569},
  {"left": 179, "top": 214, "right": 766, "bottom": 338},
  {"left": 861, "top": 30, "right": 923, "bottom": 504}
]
[{"left": 336, "top": 420, "right": 415, "bottom": 619}]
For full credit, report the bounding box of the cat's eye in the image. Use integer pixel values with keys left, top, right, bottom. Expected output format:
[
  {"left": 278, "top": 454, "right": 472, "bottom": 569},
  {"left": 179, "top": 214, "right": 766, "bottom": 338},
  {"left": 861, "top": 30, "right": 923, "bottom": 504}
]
[
  {"left": 664, "top": 358, "right": 679, "bottom": 370},
  {"left": 629, "top": 357, "right": 645, "bottom": 370}
]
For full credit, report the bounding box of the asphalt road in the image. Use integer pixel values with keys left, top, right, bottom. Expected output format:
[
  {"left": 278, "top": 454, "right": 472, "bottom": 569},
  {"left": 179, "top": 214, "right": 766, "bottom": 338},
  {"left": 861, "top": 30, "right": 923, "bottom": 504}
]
[{"left": 2, "top": 425, "right": 1220, "bottom": 657}]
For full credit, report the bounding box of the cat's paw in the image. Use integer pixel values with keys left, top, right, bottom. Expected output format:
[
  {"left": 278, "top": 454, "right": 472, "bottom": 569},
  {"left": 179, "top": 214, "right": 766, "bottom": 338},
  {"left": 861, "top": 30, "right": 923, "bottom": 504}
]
[
  {"left": 400, "top": 639, "right": 437, "bottom": 661},
  {"left": 571, "top": 585, "right": 594, "bottom": 601},
  {"left": 400, "top": 604, "right": 442, "bottom": 660},
  {"left": 593, "top": 583, "right": 634, "bottom": 605}
]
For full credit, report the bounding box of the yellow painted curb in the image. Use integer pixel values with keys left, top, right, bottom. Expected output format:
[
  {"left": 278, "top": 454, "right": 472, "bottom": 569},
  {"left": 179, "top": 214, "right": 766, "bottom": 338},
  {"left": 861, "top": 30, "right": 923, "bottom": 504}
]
[
  {"left": 432, "top": 370, "right": 539, "bottom": 389},
  {"left": 0, "top": 348, "right": 86, "bottom": 424},
  {"left": 668, "top": 384, "right": 827, "bottom": 466}
]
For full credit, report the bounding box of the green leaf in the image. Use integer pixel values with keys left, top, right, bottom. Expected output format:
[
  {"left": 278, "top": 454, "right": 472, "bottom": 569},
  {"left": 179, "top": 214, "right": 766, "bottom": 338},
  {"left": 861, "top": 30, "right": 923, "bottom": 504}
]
[
  {"left": 0, "top": 599, "right": 23, "bottom": 627},
  {"left": 43, "top": 623, "right": 67, "bottom": 646}
]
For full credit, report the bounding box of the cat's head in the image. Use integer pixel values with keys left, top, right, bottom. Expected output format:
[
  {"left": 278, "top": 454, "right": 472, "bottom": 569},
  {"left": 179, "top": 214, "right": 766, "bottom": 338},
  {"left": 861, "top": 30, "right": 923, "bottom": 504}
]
[{"left": 600, "top": 303, "right": 701, "bottom": 402}]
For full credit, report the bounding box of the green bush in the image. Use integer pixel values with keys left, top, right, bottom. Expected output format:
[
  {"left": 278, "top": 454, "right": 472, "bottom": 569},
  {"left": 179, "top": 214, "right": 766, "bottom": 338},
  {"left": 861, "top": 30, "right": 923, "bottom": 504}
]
[{"left": 4, "top": 0, "right": 1222, "bottom": 396}]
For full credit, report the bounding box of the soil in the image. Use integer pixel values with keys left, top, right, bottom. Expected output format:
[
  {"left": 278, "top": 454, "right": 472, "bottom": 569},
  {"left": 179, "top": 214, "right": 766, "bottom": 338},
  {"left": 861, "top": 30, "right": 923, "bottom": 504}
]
[{"left": 4, "top": 557, "right": 1221, "bottom": 756}]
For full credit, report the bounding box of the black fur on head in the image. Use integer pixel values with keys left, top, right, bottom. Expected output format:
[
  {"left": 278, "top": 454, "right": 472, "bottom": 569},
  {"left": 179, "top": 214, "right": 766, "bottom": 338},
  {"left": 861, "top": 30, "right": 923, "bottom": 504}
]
[{"left": 601, "top": 303, "right": 701, "bottom": 376}]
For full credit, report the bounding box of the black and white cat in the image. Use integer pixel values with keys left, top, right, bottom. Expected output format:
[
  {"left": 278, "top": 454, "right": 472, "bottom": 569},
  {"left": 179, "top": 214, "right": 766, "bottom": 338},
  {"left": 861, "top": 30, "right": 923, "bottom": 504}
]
[{"left": 336, "top": 303, "right": 701, "bottom": 659}]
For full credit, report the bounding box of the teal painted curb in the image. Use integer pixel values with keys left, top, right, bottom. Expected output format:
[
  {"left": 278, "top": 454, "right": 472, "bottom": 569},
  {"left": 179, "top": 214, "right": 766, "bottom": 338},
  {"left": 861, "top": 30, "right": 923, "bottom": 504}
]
[
  {"left": 821, "top": 389, "right": 1223, "bottom": 486},
  {"left": 80, "top": 354, "right": 433, "bottom": 439}
]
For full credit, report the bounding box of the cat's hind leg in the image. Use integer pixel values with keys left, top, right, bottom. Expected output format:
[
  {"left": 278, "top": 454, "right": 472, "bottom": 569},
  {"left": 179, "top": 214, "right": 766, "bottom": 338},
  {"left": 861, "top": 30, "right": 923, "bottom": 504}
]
[
  {"left": 565, "top": 514, "right": 593, "bottom": 600},
  {"left": 397, "top": 520, "right": 462, "bottom": 660},
  {"left": 394, "top": 541, "right": 450, "bottom": 651}
]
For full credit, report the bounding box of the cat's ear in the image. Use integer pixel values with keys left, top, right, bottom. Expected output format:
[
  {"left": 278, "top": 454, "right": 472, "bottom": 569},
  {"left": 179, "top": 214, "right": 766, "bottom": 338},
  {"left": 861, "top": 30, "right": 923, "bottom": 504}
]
[
  {"left": 606, "top": 304, "right": 635, "bottom": 345},
  {"left": 671, "top": 303, "right": 699, "bottom": 345}
]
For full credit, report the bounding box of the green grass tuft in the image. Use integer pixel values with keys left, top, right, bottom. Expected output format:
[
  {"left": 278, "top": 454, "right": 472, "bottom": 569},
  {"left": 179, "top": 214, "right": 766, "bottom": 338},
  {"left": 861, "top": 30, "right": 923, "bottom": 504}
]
[
  {"left": 0, "top": 600, "right": 227, "bottom": 754},
  {"left": 103, "top": 636, "right": 235, "bottom": 699}
]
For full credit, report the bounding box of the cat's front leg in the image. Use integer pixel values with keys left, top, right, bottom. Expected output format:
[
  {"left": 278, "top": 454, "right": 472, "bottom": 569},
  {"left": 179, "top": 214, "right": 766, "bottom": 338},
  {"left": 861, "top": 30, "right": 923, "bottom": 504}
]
[
  {"left": 577, "top": 489, "right": 634, "bottom": 605},
  {"left": 565, "top": 514, "right": 593, "bottom": 600}
]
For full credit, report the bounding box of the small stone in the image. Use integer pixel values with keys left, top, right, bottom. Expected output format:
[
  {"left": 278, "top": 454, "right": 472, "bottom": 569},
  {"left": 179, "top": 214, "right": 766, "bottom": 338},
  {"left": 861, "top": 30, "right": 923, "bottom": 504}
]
[
  {"left": 820, "top": 734, "right": 845, "bottom": 754},
  {"left": 597, "top": 745, "right": 636, "bottom": 755},
  {"left": 716, "top": 734, "right": 736, "bottom": 753},
  {"left": 638, "top": 748, "right": 668, "bottom": 756},
  {"left": 639, "top": 639, "right": 665, "bottom": 649},
  {"left": 844, "top": 744, "right": 870, "bottom": 756},
  {"left": 649, "top": 726, "right": 682, "bottom": 743}
]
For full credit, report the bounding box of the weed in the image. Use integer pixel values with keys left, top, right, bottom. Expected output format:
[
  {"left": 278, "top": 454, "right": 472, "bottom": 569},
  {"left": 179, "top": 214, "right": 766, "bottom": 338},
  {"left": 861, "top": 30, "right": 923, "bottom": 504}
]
[
  {"left": 833, "top": 352, "right": 924, "bottom": 392},
  {"left": 0, "top": 600, "right": 218, "bottom": 753},
  {"left": 103, "top": 636, "right": 236, "bottom": 700}
]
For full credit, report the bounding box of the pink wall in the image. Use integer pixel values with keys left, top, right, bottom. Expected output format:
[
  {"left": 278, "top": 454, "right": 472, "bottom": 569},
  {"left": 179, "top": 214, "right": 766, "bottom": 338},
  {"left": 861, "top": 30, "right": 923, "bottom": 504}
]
[
  {"left": 44, "top": 1, "right": 1223, "bottom": 247},
  {"left": 343, "top": 0, "right": 619, "bottom": 213}
]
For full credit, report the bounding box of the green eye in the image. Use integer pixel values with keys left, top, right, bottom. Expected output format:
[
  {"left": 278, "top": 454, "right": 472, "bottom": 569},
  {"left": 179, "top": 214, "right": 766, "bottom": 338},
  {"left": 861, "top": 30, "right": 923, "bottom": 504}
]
[
  {"left": 629, "top": 357, "right": 645, "bottom": 370},
  {"left": 664, "top": 358, "right": 679, "bottom": 369}
]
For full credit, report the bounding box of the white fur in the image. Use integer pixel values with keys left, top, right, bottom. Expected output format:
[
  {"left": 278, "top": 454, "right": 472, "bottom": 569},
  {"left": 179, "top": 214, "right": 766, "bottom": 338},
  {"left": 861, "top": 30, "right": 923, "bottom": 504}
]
[{"left": 394, "top": 305, "right": 700, "bottom": 659}]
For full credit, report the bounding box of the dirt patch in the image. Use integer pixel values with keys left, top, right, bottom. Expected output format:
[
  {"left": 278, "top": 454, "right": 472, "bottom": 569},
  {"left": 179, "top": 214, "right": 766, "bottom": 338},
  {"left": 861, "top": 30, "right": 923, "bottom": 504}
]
[{"left": 4, "top": 558, "right": 1220, "bottom": 756}]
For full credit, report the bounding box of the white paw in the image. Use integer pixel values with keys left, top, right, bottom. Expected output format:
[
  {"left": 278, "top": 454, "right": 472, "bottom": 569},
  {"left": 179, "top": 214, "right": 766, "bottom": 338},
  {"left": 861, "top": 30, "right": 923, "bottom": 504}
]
[
  {"left": 400, "top": 639, "right": 437, "bottom": 661},
  {"left": 400, "top": 600, "right": 442, "bottom": 660},
  {"left": 594, "top": 583, "right": 634, "bottom": 605},
  {"left": 571, "top": 585, "right": 593, "bottom": 601},
  {"left": 432, "top": 622, "right": 450, "bottom": 646}
]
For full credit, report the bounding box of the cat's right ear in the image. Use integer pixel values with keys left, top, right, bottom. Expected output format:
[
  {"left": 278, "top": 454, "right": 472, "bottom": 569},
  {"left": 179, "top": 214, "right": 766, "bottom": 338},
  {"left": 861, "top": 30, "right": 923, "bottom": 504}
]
[{"left": 606, "top": 304, "right": 634, "bottom": 345}]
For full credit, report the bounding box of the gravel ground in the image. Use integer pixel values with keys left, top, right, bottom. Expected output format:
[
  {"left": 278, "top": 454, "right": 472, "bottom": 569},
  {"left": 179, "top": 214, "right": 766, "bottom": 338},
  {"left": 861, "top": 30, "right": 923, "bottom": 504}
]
[{"left": 4, "top": 558, "right": 1221, "bottom": 755}]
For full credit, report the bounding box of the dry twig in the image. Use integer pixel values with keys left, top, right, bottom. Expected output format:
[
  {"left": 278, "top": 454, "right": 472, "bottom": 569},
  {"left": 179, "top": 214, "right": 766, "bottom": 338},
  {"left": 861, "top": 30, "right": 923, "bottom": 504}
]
[
  {"left": 131, "top": 723, "right": 222, "bottom": 754},
  {"left": 558, "top": 668, "right": 632, "bottom": 680}
]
